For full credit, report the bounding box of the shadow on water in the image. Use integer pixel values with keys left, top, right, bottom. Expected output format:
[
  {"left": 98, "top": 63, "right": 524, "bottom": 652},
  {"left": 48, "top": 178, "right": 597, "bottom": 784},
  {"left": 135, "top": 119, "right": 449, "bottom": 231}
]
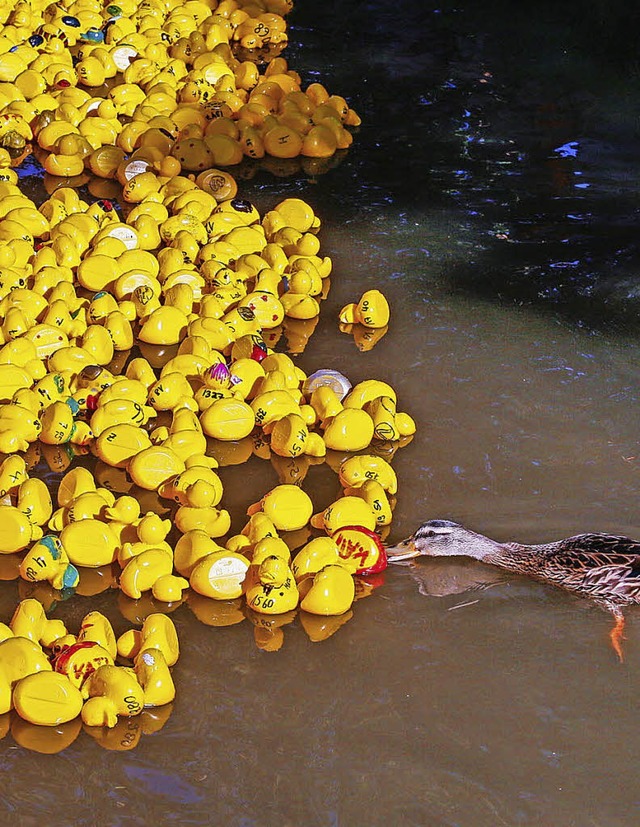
[{"left": 282, "top": 0, "right": 640, "bottom": 331}]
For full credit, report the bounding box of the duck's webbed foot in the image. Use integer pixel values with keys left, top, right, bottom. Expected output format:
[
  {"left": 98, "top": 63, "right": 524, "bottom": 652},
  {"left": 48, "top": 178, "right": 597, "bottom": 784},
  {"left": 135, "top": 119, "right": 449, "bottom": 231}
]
[{"left": 608, "top": 608, "right": 626, "bottom": 663}]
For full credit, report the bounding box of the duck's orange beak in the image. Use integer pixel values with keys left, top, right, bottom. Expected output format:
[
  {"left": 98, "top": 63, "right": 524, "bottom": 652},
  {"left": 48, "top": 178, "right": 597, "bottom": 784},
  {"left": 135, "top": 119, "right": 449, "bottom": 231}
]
[{"left": 385, "top": 537, "right": 420, "bottom": 562}]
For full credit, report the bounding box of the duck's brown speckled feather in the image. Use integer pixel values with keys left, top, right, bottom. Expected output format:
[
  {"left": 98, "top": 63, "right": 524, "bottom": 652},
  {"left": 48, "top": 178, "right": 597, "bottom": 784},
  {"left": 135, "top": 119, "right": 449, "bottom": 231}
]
[{"left": 496, "top": 533, "right": 640, "bottom": 607}]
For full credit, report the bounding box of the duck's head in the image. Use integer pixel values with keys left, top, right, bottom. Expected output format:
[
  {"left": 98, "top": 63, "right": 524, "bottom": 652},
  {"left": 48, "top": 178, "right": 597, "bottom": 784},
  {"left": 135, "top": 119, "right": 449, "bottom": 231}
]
[{"left": 386, "top": 519, "right": 471, "bottom": 561}]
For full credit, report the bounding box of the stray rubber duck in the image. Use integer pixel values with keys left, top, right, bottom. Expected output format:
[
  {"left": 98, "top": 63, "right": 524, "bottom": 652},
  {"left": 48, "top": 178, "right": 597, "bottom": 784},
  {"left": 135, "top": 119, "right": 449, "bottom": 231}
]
[{"left": 387, "top": 519, "right": 640, "bottom": 661}]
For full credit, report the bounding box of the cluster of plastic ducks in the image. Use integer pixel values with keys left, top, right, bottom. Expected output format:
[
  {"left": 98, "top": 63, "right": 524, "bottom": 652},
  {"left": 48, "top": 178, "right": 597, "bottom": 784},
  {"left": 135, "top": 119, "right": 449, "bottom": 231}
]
[
  {"left": 0, "top": 0, "right": 415, "bottom": 749},
  {"left": 0, "top": 598, "right": 177, "bottom": 750},
  {"left": 0, "top": 0, "right": 361, "bottom": 185}
]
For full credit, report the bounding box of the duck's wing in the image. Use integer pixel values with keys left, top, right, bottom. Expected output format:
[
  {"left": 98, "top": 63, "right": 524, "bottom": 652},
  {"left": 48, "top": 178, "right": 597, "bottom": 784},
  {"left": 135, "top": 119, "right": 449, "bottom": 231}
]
[{"left": 545, "top": 534, "right": 640, "bottom": 601}]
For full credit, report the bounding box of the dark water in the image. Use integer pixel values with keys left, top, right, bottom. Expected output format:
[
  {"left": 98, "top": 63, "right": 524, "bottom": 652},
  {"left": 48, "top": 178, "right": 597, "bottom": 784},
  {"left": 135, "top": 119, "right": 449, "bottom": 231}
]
[{"left": 3, "top": 2, "right": 640, "bottom": 825}]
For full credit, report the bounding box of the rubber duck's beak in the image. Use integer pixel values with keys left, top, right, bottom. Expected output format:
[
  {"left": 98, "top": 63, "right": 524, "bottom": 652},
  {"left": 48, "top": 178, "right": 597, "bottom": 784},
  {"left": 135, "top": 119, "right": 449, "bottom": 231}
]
[{"left": 385, "top": 536, "right": 420, "bottom": 562}]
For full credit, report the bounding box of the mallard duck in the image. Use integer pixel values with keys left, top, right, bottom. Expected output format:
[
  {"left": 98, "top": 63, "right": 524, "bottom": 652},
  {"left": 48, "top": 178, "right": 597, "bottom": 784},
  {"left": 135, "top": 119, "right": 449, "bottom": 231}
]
[{"left": 387, "top": 519, "right": 640, "bottom": 660}]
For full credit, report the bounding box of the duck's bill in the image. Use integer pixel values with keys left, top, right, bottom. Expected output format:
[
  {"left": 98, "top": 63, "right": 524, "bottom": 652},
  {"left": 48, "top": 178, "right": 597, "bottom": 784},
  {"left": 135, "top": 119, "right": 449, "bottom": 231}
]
[{"left": 385, "top": 538, "right": 420, "bottom": 562}]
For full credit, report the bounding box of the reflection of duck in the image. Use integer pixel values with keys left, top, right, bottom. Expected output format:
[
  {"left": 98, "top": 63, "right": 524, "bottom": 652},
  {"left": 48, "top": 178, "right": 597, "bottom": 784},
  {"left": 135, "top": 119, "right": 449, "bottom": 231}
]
[
  {"left": 397, "top": 556, "right": 504, "bottom": 598},
  {"left": 388, "top": 519, "right": 640, "bottom": 660}
]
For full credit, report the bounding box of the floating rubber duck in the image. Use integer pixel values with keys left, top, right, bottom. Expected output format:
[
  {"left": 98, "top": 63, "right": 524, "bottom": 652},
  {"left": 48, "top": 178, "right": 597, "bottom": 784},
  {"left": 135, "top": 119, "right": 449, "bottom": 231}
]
[
  {"left": 338, "top": 289, "right": 390, "bottom": 329},
  {"left": 11, "top": 669, "right": 83, "bottom": 727},
  {"left": 245, "top": 555, "right": 299, "bottom": 615},
  {"left": 0, "top": 454, "right": 28, "bottom": 499},
  {"left": 173, "top": 529, "right": 225, "bottom": 578},
  {"left": 49, "top": 488, "right": 114, "bottom": 530},
  {"left": 311, "top": 495, "right": 377, "bottom": 535},
  {"left": 116, "top": 612, "right": 180, "bottom": 668},
  {"left": 199, "top": 396, "right": 256, "bottom": 441},
  {"left": 60, "top": 519, "right": 119, "bottom": 567},
  {"left": 321, "top": 408, "right": 374, "bottom": 452},
  {"left": 134, "top": 647, "right": 176, "bottom": 706},
  {"left": 10, "top": 598, "right": 68, "bottom": 649},
  {"left": 19, "top": 535, "right": 80, "bottom": 591},
  {"left": 0, "top": 403, "right": 43, "bottom": 452},
  {"left": 338, "top": 454, "right": 398, "bottom": 494},
  {"left": 0, "top": 636, "right": 53, "bottom": 715},
  {"left": 299, "top": 564, "right": 355, "bottom": 615},
  {"left": 174, "top": 481, "right": 231, "bottom": 537},
  {"left": 158, "top": 464, "right": 223, "bottom": 507},
  {"left": 81, "top": 664, "right": 144, "bottom": 727},
  {"left": 152, "top": 408, "right": 207, "bottom": 462},
  {"left": 147, "top": 371, "right": 195, "bottom": 413},
  {"left": 331, "top": 524, "right": 388, "bottom": 575},
  {"left": 343, "top": 479, "right": 394, "bottom": 527},
  {"left": 52, "top": 640, "right": 114, "bottom": 689},
  {"left": 0, "top": 505, "right": 43, "bottom": 553},
  {"left": 76, "top": 611, "right": 117, "bottom": 659},
  {"left": 189, "top": 549, "right": 250, "bottom": 600},
  {"left": 119, "top": 548, "right": 174, "bottom": 599},
  {"left": 291, "top": 536, "right": 341, "bottom": 581},
  {"left": 246, "top": 484, "right": 313, "bottom": 532},
  {"left": 94, "top": 422, "right": 153, "bottom": 468},
  {"left": 118, "top": 512, "right": 172, "bottom": 565}
]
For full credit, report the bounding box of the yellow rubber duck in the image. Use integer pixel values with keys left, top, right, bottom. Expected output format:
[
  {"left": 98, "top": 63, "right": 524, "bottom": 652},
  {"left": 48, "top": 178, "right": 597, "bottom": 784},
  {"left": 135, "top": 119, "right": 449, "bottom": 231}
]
[
  {"left": 147, "top": 371, "right": 196, "bottom": 413},
  {"left": 338, "top": 454, "right": 398, "bottom": 494},
  {"left": 94, "top": 422, "right": 153, "bottom": 469},
  {"left": 343, "top": 479, "right": 394, "bottom": 527},
  {"left": 127, "top": 445, "right": 186, "bottom": 491},
  {"left": 10, "top": 598, "right": 68, "bottom": 649},
  {"left": 0, "top": 636, "right": 53, "bottom": 714},
  {"left": 189, "top": 549, "right": 250, "bottom": 600},
  {"left": 119, "top": 548, "right": 174, "bottom": 599},
  {"left": 299, "top": 565, "right": 355, "bottom": 615},
  {"left": 19, "top": 535, "right": 80, "bottom": 591},
  {"left": 90, "top": 397, "right": 157, "bottom": 436},
  {"left": 0, "top": 454, "right": 28, "bottom": 499},
  {"left": 245, "top": 555, "right": 299, "bottom": 615},
  {"left": 174, "top": 529, "right": 225, "bottom": 578},
  {"left": 174, "top": 481, "right": 232, "bottom": 537},
  {"left": 52, "top": 640, "right": 114, "bottom": 689},
  {"left": 291, "top": 536, "right": 341, "bottom": 581},
  {"left": 338, "top": 289, "right": 390, "bottom": 329},
  {"left": 138, "top": 305, "right": 190, "bottom": 345},
  {"left": 81, "top": 664, "right": 144, "bottom": 728},
  {"left": 0, "top": 505, "right": 43, "bottom": 553},
  {"left": 0, "top": 403, "right": 43, "bottom": 452},
  {"left": 321, "top": 408, "right": 374, "bottom": 452},
  {"left": 134, "top": 647, "right": 176, "bottom": 707},
  {"left": 151, "top": 574, "right": 190, "bottom": 602},
  {"left": 50, "top": 482, "right": 115, "bottom": 524},
  {"left": 116, "top": 612, "right": 180, "bottom": 668},
  {"left": 13, "top": 671, "right": 84, "bottom": 727},
  {"left": 60, "top": 518, "right": 120, "bottom": 567},
  {"left": 76, "top": 611, "right": 117, "bottom": 659},
  {"left": 247, "top": 483, "right": 313, "bottom": 532},
  {"left": 153, "top": 412, "right": 208, "bottom": 463},
  {"left": 118, "top": 512, "right": 172, "bottom": 565},
  {"left": 158, "top": 464, "right": 224, "bottom": 506},
  {"left": 310, "top": 495, "right": 377, "bottom": 535},
  {"left": 199, "top": 396, "right": 256, "bottom": 441}
]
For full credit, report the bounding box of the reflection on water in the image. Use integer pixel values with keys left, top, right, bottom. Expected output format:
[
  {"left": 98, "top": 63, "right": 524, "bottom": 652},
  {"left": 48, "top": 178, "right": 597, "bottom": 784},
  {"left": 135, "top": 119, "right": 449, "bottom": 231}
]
[{"left": 3, "top": 1, "right": 640, "bottom": 825}]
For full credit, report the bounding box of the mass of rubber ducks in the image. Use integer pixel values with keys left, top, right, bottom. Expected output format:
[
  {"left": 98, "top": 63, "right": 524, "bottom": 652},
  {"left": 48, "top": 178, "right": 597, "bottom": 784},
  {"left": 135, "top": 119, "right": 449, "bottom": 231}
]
[{"left": 0, "top": 0, "right": 416, "bottom": 751}]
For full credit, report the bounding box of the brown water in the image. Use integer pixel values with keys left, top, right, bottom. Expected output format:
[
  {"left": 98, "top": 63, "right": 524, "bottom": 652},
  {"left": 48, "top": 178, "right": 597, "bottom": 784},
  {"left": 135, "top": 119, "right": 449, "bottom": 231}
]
[
  {"left": 4, "top": 1, "right": 640, "bottom": 825},
  {"left": 2, "top": 218, "right": 639, "bottom": 826}
]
